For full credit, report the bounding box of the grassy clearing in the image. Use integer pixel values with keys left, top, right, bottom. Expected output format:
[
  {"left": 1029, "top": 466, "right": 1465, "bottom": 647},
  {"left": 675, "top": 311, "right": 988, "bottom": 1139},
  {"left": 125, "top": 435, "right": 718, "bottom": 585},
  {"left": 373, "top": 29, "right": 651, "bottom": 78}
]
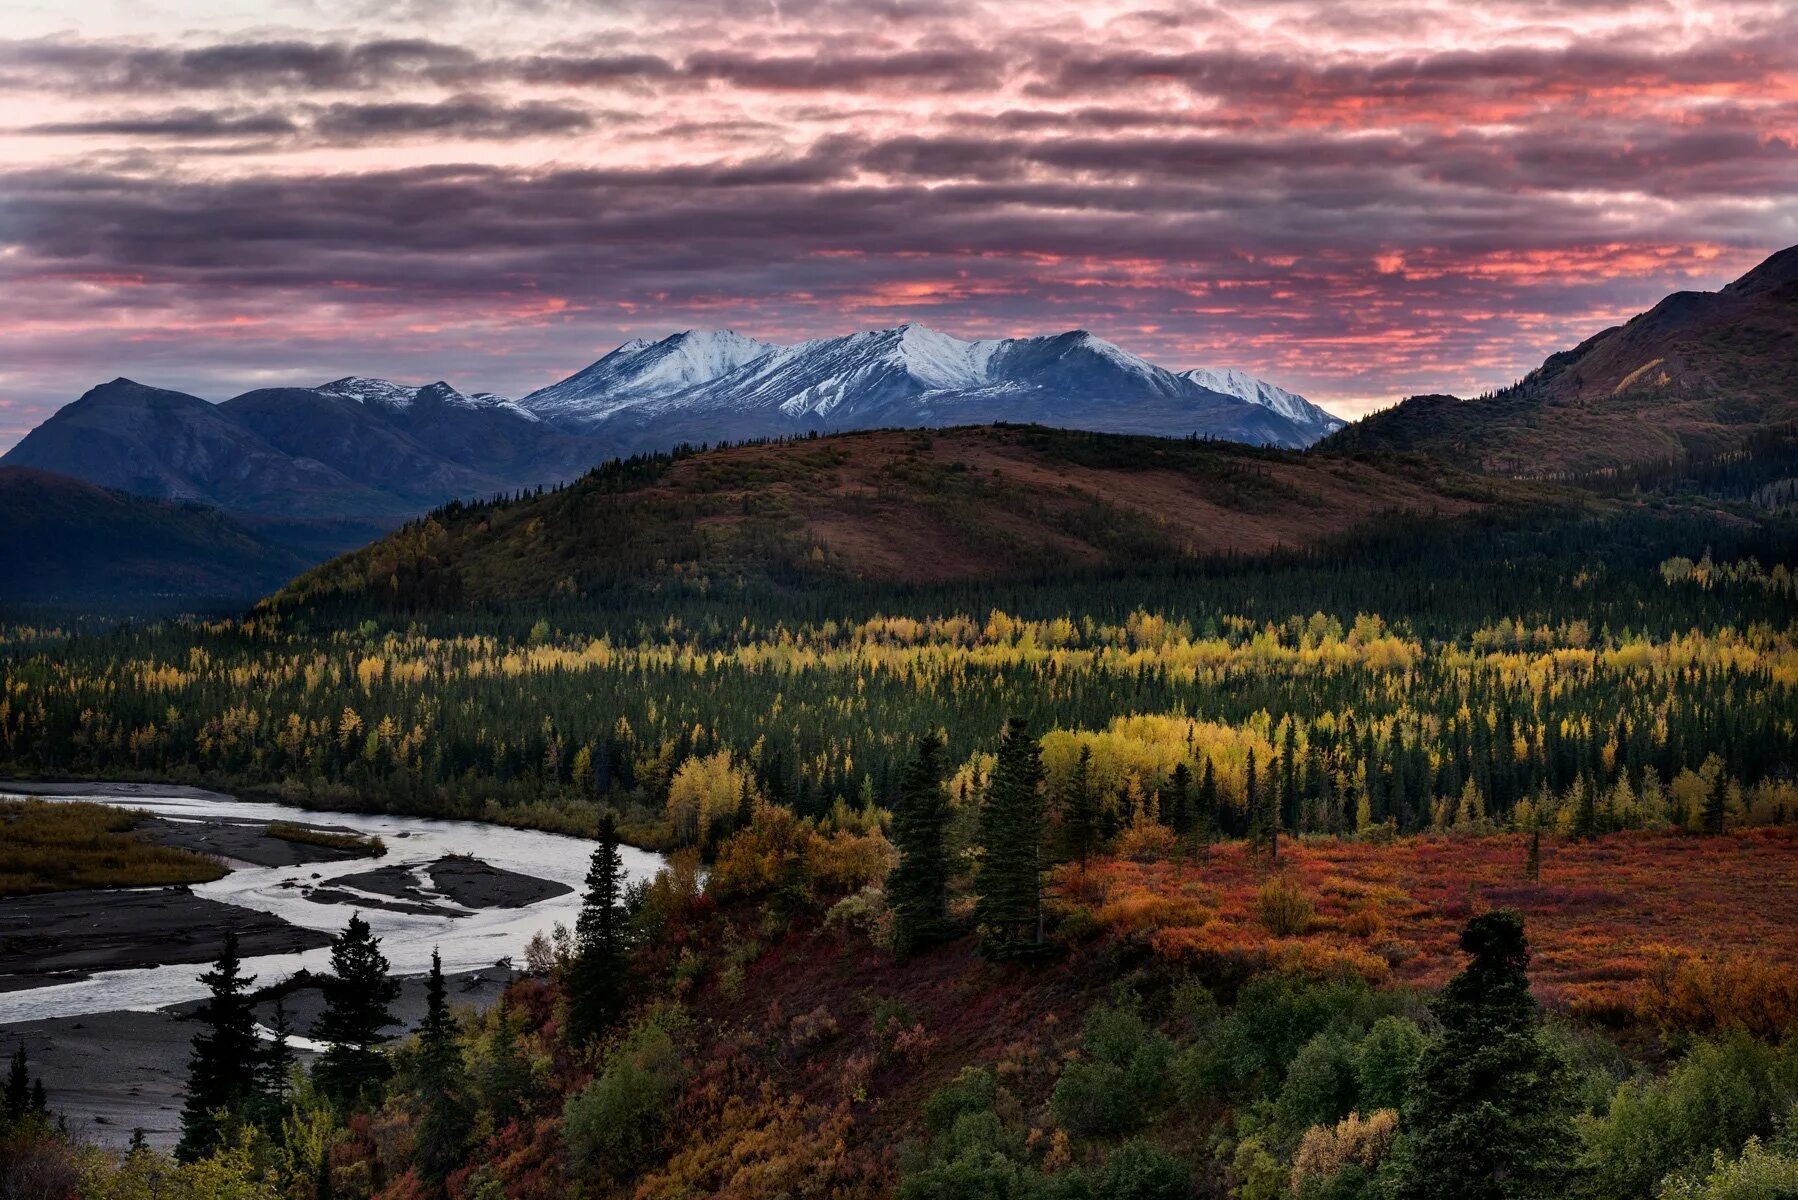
[
  {"left": 265, "top": 821, "right": 387, "bottom": 858},
  {"left": 0, "top": 797, "right": 227, "bottom": 896}
]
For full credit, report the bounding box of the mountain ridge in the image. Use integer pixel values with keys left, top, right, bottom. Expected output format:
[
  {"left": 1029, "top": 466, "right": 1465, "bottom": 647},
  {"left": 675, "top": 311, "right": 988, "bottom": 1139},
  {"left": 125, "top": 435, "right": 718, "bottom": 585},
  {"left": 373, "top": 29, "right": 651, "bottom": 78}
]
[
  {"left": 1323, "top": 244, "right": 1798, "bottom": 473},
  {"left": 517, "top": 323, "right": 1344, "bottom": 450}
]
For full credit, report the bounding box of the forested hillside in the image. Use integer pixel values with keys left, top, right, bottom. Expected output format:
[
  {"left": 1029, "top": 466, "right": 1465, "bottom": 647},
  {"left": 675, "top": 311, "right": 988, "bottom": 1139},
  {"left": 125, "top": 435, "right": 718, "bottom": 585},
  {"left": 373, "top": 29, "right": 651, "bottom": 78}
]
[{"left": 263, "top": 425, "right": 1561, "bottom": 611}]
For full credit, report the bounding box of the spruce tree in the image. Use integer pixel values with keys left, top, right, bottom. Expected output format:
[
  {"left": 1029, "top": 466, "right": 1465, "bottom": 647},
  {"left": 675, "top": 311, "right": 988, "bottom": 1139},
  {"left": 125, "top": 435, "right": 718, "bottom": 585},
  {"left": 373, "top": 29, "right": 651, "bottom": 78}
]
[
  {"left": 1060, "top": 744, "right": 1099, "bottom": 867},
  {"left": 1703, "top": 768, "right": 1729, "bottom": 835},
  {"left": 3, "top": 1046, "right": 27, "bottom": 1122},
  {"left": 974, "top": 717, "right": 1048, "bottom": 959},
  {"left": 254, "top": 996, "right": 298, "bottom": 1134},
  {"left": 1165, "top": 761, "right": 1192, "bottom": 837},
  {"left": 312, "top": 913, "right": 401, "bottom": 1110},
  {"left": 179, "top": 928, "right": 261, "bottom": 1161},
  {"left": 1394, "top": 910, "right": 1577, "bottom": 1200},
  {"left": 888, "top": 731, "right": 954, "bottom": 955},
  {"left": 414, "top": 950, "right": 472, "bottom": 1186},
  {"left": 565, "top": 813, "right": 631, "bottom": 1046},
  {"left": 1195, "top": 756, "right": 1219, "bottom": 854}
]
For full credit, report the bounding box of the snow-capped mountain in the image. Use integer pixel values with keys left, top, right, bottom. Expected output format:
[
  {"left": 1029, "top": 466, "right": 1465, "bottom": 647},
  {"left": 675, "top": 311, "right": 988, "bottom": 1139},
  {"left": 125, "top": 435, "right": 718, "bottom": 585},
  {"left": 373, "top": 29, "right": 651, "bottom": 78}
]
[
  {"left": 519, "top": 330, "right": 777, "bottom": 426},
  {"left": 520, "top": 324, "right": 1338, "bottom": 449},
  {"left": 1181, "top": 367, "right": 1343, "bottom": 436},
  {"left": 319, "top": 376, "right": 541, "bottom": 422}
]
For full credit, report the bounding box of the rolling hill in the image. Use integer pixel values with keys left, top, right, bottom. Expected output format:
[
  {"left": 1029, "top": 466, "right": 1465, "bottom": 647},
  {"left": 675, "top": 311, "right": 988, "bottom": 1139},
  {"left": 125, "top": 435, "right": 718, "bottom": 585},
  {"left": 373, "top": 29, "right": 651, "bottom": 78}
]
[
  {"left": 264, "top": 424, "right": 1564, "bottom": 611},
  {"left": 1324, "top": 244, "right": 1798, "bottom": 474}
]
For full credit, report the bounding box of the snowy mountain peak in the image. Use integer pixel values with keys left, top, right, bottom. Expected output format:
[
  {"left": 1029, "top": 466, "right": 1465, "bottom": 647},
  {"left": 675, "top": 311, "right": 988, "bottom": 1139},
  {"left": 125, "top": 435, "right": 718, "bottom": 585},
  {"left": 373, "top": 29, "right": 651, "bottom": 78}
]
[
  {"left": 318, "top": 376, "right": 536, "bottom": 421},
  {"left": 1180, "top": 367, "right": 1343, "bottom": 431},
  {"left": 517, "top": 323, "right": 1339, "bottom": 449},
  {"left": 318, "top": 376, "right": 422, "bottom": 411}
]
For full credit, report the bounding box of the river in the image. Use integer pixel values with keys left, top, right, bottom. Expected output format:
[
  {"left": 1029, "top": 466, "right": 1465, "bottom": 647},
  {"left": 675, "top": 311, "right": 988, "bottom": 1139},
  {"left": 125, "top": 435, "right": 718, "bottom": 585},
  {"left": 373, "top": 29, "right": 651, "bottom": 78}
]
[{"left": 0, "top": 784, "right": 666, "bottom": 1023}]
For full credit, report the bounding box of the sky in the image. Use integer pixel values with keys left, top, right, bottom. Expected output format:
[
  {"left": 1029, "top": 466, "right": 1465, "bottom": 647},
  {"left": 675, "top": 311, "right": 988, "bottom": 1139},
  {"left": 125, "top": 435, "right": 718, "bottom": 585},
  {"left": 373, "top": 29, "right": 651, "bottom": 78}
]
[{"left": 0, "top": 0, "right": 1793, "bottom": 448}]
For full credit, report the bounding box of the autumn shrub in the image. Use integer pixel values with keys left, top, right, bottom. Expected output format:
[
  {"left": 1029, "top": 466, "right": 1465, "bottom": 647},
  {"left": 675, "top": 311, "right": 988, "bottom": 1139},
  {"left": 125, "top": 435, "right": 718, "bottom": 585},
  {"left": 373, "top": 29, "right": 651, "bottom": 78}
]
[
  {"left": 1114, "top": 814, "right": 1179, "bottom": 862},
  {"left": 1257, "top": 874, "right": 1316, "bottom": 936},
  {"left": 707, "top": 804, "right": 807, "bottom": 902},
  {"left": 1290, "top": 1109, "right": 1398, "bottom": 1198},
  {"left": 1093, "top": 892, "right": 1211, "bottom": 937},
  {"left": 807, "top": 826, "right": 896, "bottom": 897},
  {"left": 1339, "top": 904, "right": 1385, "bottom": 940},
  {"left": 1639, "top": 952, "right": 1798, "bottom": 1040}
]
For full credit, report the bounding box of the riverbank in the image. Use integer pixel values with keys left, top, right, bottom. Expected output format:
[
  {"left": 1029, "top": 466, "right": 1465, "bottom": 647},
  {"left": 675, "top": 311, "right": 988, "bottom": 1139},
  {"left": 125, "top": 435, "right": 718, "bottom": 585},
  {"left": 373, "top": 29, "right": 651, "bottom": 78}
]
[
  {"left": 5, "top": 967, "right": 519, "bottom": 1149},
  {"left": 0, "top": 778, "right": 663, "bottom": 1144}
]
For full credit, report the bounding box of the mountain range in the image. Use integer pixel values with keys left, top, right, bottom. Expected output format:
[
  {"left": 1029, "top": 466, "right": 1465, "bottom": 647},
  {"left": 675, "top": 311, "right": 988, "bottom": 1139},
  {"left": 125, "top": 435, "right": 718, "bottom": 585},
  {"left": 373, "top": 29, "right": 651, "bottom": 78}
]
[{"left": 0, "top": 326, "right": 1340, "bottom": 530}]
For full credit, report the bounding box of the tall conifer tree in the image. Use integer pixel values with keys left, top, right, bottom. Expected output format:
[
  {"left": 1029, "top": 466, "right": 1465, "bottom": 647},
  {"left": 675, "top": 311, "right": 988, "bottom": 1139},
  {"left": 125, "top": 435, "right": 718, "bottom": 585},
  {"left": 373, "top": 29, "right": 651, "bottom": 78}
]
[
  {"left": 1394, "top": 911, "right": 1576, "bottom": 1200},
  {"left": 312, "top": 913, "right": 401, "bottom": 1109},
  {"left": 414, "top": 949, "right": 471, "bottom": 1186},
  {"left": 888, "top": 732, "right": 954, "bottom": 955},
  {"left": 974, "top": 718, "right": 1048, "bottom": 958},
  {"left": 179, "top": 928, "right": 260, "bottom": 1161},
  {"left": 566, "top": 813, "right": 631, "bottom": 1046}
]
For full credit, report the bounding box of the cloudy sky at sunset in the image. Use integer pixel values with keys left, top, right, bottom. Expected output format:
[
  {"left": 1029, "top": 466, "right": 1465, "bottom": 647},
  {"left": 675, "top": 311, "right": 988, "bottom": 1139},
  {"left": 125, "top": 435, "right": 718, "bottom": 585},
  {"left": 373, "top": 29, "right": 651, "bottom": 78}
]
[{"left": 0, "top": 0, "right": 1793, "bottom": 447}]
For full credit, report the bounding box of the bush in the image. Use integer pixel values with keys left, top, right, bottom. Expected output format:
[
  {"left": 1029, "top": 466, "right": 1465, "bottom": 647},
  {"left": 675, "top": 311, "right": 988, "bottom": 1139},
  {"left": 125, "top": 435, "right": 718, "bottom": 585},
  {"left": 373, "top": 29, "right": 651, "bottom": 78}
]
[
  {"left": 562, "top": 1008, "right": 689, "bottom": 1181},
  {"left": 923, "top": 1067, "right": 999, "bottom": 1135},
  {"left": 1658, "top": 1138, "right": 1798, "bottom": 1200},
  {"left": 1095, "top": 1139, "right": 1190, "bottom": 1200},
  {"left": 1180, "top": 974, "right": 1377, "bottom": 1103},
  {"left": 1291, "top": 1109, "right": 1398, "bottom": 1199},
  {"left": 1579, "top": 1035, "right": 1798, "bottom": 1200},
  {"left": 1052, "top": 1000, "right": 1173, "bottom": 1137},
  {"left": 1257, "top": 875, "right": 1316, "bottom": 936},
  {"left": 1277, "top": 1032, "right": 1362, "bottom": 1135},
  {"left": 1353, "top": 1016, "right": 1426, "bottom": 1113}
]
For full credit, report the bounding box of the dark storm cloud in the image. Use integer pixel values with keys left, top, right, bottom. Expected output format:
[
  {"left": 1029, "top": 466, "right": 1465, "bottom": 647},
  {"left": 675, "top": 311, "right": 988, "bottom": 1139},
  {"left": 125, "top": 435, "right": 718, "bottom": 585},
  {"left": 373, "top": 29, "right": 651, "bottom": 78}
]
[{"left": 0, "top": 36, "right": 477, "bottom": 92}]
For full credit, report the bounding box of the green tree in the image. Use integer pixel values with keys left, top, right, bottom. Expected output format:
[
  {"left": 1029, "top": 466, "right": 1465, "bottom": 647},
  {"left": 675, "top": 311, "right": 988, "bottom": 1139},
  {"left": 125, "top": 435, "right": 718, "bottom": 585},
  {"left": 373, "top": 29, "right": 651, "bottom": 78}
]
[
  {"left": 179, "top": 928, "right": 261, "bottom": 1161},
  {"left": 3, "top": 1045, "right": 28, "bottom": 1122},
  {"left": 1393, "top": 910, "right": 1577, "bottom": 1200},
  {"left": 1704, "top": 769, "right": 1730, "bottom": 836},
  {"left": 974, "top": 717, "right": 1048, "bottom": 959},
  {"left": 888, "top": 731, "right": 954, "bottom": 955},
  {"left": 253, "top": 996, "right": 299, "bottom": 1134},
  {"left": 312, "top": 912, "right": 401, "bottom": 1110},
  {"left": 413, "top": 949, "right": 472, "bottom": 1187},
  {"left": 565, "top": 812, "right": 632, "bottom": 1046},
  {"left": 1060, "top": 743, "right": 1100, "bottom": 867}
]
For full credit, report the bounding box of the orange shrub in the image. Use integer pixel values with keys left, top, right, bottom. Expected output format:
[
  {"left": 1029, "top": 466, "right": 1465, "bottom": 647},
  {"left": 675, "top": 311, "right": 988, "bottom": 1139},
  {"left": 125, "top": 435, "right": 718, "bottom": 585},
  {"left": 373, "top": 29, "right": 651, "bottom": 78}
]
[
  {"left": 1257, "top": 874, "right": 1316, "bottom": 936},
  {"left": 1094, "top": 892, "right": 1211, "bottom": 936},
  {"left": 1638, "top": 951, "right": 1798, "bottom": 1040}
]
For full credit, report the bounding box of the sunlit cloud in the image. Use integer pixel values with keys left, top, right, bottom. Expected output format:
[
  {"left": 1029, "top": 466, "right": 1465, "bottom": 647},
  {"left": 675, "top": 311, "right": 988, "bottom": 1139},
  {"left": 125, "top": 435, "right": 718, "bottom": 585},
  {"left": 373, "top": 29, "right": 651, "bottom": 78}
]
[{"left": 0, "top": 0, "right": 1793, "bottom": 444}]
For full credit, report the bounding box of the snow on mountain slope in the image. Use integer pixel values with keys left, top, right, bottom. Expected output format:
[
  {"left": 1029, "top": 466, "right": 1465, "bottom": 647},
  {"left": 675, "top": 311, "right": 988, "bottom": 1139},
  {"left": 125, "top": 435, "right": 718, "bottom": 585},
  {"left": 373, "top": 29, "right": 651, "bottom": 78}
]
[
  {"left": 1180, "top": 367, "right": 1343, "bottom": 433},
  {"left": 518, "top": 323, "right": 1334, "bottom": 449},
  {"left": 319, "top": 377, "right": 540, "bottom": 422},
  {"left": 519, "top": 330, "right": 777, "bottom": 427}
]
